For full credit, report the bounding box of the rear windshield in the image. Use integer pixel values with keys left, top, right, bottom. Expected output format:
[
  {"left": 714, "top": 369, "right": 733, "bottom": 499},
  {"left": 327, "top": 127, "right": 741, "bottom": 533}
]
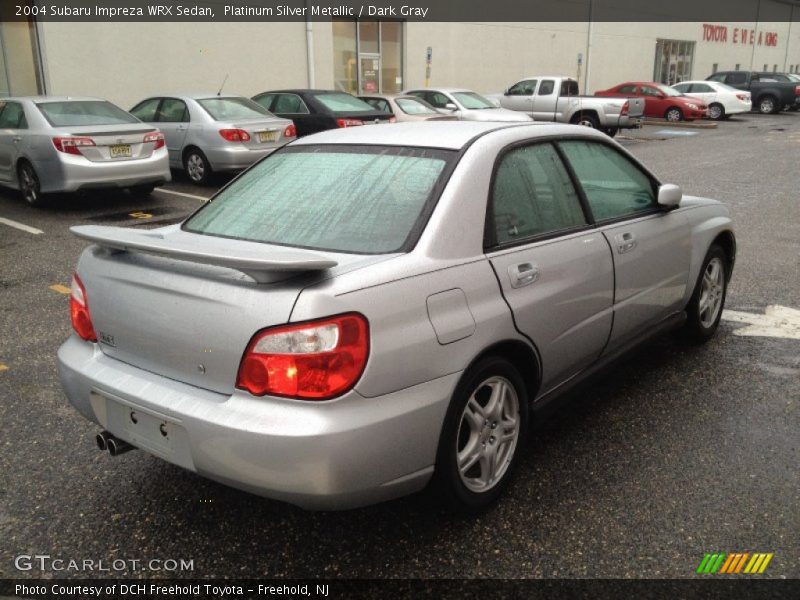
[
  {"left": 36, "top": 101, "right": 139, "bottom": 127},
  {"left": 452, "top": 92, "right": 496, "bottom": 109},
  {"left": 183, "top": 146, "right": 453, "bottom": 254},
  {"left": 197, "top": 97, "right": 272, "bottom": 121},
  {"left": 313, "top": 93, "right": 377, "bottom": 113}
]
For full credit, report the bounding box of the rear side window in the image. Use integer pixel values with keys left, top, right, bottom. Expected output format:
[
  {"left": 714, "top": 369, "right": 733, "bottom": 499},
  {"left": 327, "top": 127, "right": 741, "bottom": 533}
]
[
  {"left": 490, "top": 143, "right": 586, "bottom": 245},
  {"left": 617, "top": 84, "right": 638, "bottom": 94},
  {"left": 363, "top": 98, "right": 390, "bottom": 112},
  {"left": 273, "top": 94, "right": 309, "bottom": 114},
  {"left": 691, "top": 83, "right": 714, "bottom": 93},
  {"left": 158, "top": 98, "right": 189, "bottom": 122},
  {"left": 538, "top": 80, "right": 555, "bottom": 95},
  {"left": 559, "top": 141, "right": 656, "bottom": 221},
  {"left": 130, "top": 98, "right": 161, "bottom": 122},
  {"left": 184, "top": 146, "right": 453, "bottom": 254},
  {"left": 197, "top": 97, "right": 272, "bottom": 121},
  {"left": 0, "top": 102, "right": 27, "bottom": 128},
  {"left": 37, "top": 101, "right": 139, "bottom": 127}
]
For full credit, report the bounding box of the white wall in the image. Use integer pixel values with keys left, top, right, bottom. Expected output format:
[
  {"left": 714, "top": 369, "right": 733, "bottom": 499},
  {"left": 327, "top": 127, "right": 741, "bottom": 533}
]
[{"left": 40, "top": 21, "right": 311, "bottom": 107}]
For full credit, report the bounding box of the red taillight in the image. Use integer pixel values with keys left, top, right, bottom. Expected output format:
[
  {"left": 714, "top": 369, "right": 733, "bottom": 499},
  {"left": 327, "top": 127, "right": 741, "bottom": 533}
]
[
  {"left": 219, "top": 128, "right": 251, "bottom": 142},
  {"left": 53, "top": 136, "right": 95, "bottom": 155},
  {"left": 236, "top": 313, "right": 369, "bottom": 400},
  {"left": 388, "top": 117, "right": 397, "bottom": 123},
  {"left": 794, "top": 85, "right": 800, "bottom": 96},
  {"left": 283, "top": 123, "right": 297, "bottom": 138},
  {"left": 336, "top": 118, "right": 363, "bottom": 128},
  {"left": 736, "top": 94, "right": 750, "bottom": 102},
  {"left": 70, "top": 273, "right": 97, "bottom": 342},
  {"left": 144, "top": 131, "right": 165, "bottom": 150},
  {"left": 621, "top": 101, "right": 630, "bottom": 116}
]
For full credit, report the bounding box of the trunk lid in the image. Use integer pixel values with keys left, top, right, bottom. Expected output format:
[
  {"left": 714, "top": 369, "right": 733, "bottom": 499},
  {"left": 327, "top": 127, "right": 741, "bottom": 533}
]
[
  {"left": 73, "top": 224, "right": 382, "bottom": 394},
  {"left": 53, "top": 125, "right": 160, "bottom": 162},
  {"left": 224, "top": 117, "right": 294, "bottom": 149}
]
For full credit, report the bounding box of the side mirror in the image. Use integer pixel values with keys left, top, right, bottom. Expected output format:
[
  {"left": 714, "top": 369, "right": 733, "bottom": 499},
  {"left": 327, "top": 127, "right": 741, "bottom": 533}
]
[
  {"left": 444, "top": 103, "right": 458, "bottom": 111},
  {"left": 503, "top": 88, "right": 510, "bottom": 96},
  {"left": 658, "top": 183, "right": 682, "bottom": 208}
]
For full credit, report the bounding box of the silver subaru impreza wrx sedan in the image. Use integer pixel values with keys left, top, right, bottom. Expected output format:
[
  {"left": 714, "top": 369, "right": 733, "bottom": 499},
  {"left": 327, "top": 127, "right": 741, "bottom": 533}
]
[{"left": 58, "top": 122, "right": 735, "bottom": 511}]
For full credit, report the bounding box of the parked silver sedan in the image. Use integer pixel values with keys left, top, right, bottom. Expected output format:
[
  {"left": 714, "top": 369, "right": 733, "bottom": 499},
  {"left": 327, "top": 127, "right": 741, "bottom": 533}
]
[
  {"left": 403, "top": 87, "right": 533, "bottom": 122},
  {"left": 358, "top": 94, "right": 458, "bottom": 122},
  {"left": 0, "top": 96, "right": 170, "bottom": 206},
  {"left": 58, "top": 122, "right": 735, "bottom": 511},
  {"left": 129, "top": 94, "right": 295, "bottom": 185}
]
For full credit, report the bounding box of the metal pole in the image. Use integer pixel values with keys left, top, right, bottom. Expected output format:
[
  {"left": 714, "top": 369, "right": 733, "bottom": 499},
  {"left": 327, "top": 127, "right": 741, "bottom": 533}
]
[
  {"left": 749, "top": 0, "right": 762, "bottom": 71},
  {"left": 585, "top": 0, "right": 594, "bottom": 93}
]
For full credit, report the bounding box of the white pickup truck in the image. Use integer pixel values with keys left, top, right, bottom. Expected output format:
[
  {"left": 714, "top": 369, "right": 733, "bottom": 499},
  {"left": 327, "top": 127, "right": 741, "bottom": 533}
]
[{"left": 487, "top": 76, "right": 645, "bottom": 136}]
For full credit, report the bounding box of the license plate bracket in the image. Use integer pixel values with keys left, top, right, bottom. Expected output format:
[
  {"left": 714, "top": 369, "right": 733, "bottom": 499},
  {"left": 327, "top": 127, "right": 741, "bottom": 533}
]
[
  {"left": 257, "top": 131, "right": 278, "bottom": 143},
  {"left": 110, "top": 144, "right": 132, "bottom": 158}
]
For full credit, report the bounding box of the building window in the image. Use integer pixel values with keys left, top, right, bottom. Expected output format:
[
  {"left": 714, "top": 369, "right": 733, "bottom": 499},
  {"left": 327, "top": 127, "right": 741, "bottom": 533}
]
[
  {"left": 773, "top": 64, "right": 778, "bottom": 72},
  {"left": 711, "top": 63, "right": 718, "bottom": 74},
  {"left": 763, "top": 63, "right": 768, "bottom": 71},
  {"left": 332, "top": 20, "right": 404, "bottom": 95},
  {"left": 653, "top": 39, "right": 694, "bottom": 85},
  {"left": 735, "top": 63, "right": 740, "bottom": 71}
]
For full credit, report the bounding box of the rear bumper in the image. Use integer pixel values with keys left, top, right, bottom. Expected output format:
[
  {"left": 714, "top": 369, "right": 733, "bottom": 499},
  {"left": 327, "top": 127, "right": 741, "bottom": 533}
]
[
  {"left": 204, "top": 143, "right": 286, "bottom": 172},
  {"left": 38, "top": 149, "right": 171, "bottom": 193},
  {"left": 57, "top": 336, "right": 456, "bottom": 510}
]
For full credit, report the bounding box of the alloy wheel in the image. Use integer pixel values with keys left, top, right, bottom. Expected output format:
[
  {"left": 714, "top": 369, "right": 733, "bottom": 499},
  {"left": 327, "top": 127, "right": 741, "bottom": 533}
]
[
  {"left": 708, "top": 105, "right": 723, "bottom": 120},
  {"left": 19, "top": 165, "right": 40, "bottom": 205},
  {"left": 698, "top": 257, "right": 725, "bottom": 329},
  {"left": 666, "top": 108, "right": 682, "bottom": 122},
  {"left": 760, "top": 98, "right": 775, "bottom": 114},
  {"left": 186, "top": 153, "right": 206, "bottom": 182},
  {"left": 456, "top": 376, "right": 520, "bottom": 493}
]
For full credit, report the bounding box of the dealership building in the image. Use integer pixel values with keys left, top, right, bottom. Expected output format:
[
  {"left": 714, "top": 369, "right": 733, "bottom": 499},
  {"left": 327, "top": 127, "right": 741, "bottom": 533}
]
[{"left": 1, "top": 4, "right": 799, "bottom": 108}]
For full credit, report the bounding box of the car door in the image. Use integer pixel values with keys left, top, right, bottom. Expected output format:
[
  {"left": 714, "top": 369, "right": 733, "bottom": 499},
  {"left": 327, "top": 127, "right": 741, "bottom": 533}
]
[
  {"left": 0, "top": 102, "right": 27, "bottom": 183},
  {"left": 724, "top": 72, "right": 749, "bottom": 91},
  {"left": 558, "top": 140, "right": 690, "bottom": 350},
  {"left": 130, "top": 98, "right": 174, "bottom": 164},
  {"left": 687, "top": 83, "right": 715, "bottom": 107},
  {"left": 485, "top": 142, "right": 614, "bottom": 393},
  {"left": 531, "top": 79, "right": 557, "bottom": 120},
  {"left": 503, "top": 79, "right": 537, "bottom": 114},
  {"left": 155, "top": 98, "right": 189, "bottom": 165},
  {"left": 639, "top": 85, "right": 668, "bottom": 117}
]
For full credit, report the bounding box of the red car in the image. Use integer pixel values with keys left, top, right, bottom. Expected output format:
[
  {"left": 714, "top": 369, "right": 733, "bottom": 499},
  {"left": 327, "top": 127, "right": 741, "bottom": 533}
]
[{"left": 595, "top": 81, "right": 707, "bottom": 122}]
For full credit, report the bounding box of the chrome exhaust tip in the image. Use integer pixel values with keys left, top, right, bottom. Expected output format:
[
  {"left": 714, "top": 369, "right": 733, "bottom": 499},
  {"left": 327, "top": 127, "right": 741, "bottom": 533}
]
[
  {"left": 107, "top": 436, "right": 135, "bottom": 457},
  {"left": 96, "top": 430, "right": 112, "bottom": 451}
]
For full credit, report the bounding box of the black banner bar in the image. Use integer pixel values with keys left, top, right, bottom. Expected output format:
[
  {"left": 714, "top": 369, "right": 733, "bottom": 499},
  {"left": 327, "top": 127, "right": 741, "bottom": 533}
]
[{"left": 2, "top": 0, "right": 800, "bottom": 22}]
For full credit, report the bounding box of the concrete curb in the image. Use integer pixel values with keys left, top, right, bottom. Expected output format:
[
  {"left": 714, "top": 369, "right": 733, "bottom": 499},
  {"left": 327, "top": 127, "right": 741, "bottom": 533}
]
[{"left": 643, "top": 119, "right": 718, "bottom": 129}]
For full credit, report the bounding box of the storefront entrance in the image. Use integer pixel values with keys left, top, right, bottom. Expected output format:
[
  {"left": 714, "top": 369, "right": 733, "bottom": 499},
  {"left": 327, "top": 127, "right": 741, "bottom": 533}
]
[
  {"left": 333, "top": 21, "right": 403, "bottom": 95},
  {"left": 653, "top": 39, "right": 695, "bottom": 85}
]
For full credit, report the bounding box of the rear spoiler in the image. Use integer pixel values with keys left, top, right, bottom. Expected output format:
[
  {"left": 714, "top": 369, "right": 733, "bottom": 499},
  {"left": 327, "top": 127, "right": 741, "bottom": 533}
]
[{"left": 71, "top": 225, "right": 337, "bottom": 283}]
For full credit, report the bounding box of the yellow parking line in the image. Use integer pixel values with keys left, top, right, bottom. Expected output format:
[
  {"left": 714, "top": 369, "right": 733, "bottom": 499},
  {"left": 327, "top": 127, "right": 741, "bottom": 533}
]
[
  {"left": 0, "top": 363, "right": 8, "bottom": 372},
  {"left": 49, "top": 284, "right": 71, "bottom": 295}
]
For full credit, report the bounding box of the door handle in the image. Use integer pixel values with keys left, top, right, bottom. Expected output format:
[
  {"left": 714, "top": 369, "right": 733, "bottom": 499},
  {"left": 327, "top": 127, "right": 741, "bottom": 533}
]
[
  {"left": 615, "top": 232, "right": 637, "bottom": 254},
  {"left": 508, "top": 262, "right": 539, "bottom": 288},
  {"left": 12, "top": 136, "right": 21, "bottom": 142},
  {"left": 177, "top": 125, "right": 187, "bottom": 131}
]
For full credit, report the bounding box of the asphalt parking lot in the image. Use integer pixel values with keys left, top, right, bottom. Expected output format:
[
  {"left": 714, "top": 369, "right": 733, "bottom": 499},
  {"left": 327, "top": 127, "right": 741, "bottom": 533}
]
[{"left": 0, "top": 113, "right": 798, "bottom": 580}]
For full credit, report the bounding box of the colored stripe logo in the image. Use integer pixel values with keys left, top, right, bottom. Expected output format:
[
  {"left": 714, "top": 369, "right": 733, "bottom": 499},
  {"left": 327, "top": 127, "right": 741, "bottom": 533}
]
[{"left": 697, "top": 552, "right": 774, "bottom": 574}]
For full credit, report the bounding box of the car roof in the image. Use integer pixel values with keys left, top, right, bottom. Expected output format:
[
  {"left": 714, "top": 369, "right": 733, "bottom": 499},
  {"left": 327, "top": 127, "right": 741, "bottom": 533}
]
[
  {"left": 291, "top": 121, "right": 590, "bottom": 150},
  {"left": 262, "top": 89, "right": 349, "bottom": 95},
  {"left": 406, "top": 88, "right": 479, "bottom": 94},
  {"left": 4, "top": 96, "right": 108, "bottom": 103},
  {"left": 358, "top": 94, "right": 418, "bottom": 100}
]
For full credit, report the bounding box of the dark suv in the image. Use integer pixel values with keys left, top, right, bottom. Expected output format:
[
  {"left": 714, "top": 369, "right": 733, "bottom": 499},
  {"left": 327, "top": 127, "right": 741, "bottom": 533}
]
[{"left": 706, "top": 71, "right": 800, "bottom": 114}]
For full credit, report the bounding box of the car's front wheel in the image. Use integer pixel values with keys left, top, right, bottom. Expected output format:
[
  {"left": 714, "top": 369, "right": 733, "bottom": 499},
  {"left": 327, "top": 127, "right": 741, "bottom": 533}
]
[
  {"left": 433, "top": 356, "right": 528, "bottom": 512},
  {"left": 665, "top": 107, "right": 683, "bottom": 122},
  {"left": 684, "top": 244, "right": 729, "bottom": 343}
]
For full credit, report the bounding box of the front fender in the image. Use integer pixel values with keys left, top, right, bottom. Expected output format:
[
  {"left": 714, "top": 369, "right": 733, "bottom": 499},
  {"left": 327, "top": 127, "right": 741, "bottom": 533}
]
[{"left": 680, "top": 204, "right": 736, "bottom": 307}]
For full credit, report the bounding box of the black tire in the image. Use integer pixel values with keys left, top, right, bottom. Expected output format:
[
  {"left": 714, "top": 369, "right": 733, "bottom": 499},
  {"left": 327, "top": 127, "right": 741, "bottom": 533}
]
[
  {"left": 757, "top": 95, "right": 778, "bottom": 115},
  {"left": 665, "top": 107, "right": 683, "bottom": 122},
  {"left": 707, "top": 103, "right": 725, "bottom": 121},
  {"left": 432, "top": 356, "right": 529, "bottom": 512},
  {"left": 183, "top": 148, "right": 212, "bottom": 185},
  {"left": 18, "top": 161, "right": 44, "bottom": 207},
  {"left": 684, "top": 244, "right": 729, "bottom": 344},
  {"left": 573, "top": 112, "right": 599, "bottom": 129},
  {"left": 129, "top": 184, "right": 156, "bottom": 197},
  {"left": 602, "top": 127, "right": 619, "bottom": 138}
]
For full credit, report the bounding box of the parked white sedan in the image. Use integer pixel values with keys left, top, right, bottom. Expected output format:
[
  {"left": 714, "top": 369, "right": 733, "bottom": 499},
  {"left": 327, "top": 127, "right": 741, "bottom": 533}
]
[{"left": 671, "top": 81, "right": 752, "bottom": 120}]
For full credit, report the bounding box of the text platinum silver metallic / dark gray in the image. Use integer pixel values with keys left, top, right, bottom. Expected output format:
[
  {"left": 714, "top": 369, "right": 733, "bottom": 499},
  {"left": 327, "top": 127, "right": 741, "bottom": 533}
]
[{"left": 57, "top": 122, "right": 735, "bottom": 510}]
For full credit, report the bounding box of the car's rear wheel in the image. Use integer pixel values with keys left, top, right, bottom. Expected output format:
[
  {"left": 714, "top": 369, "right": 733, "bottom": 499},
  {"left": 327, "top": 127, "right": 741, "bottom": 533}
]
[
  {"left": 433, "top": 356, "right": 528, "bottom": 512},
  {"left": 183, "top": 148, "right": 211, "bottom": 185},
  {"left": 684, "top": 244, "right": 729, "bottom": 343},
  {"left": 758, "top": 95, "right": 778, "bottom": 115},
  {"left": 573, "top": 113, "right": 599, "bottom": 129},
  {"left": 665, "top": 107, "right": 683, "bottom": 122},
  {"left": 707, "top": 103, "right": 725, "bottom": 120},
  {"left": 18, "top": 162, "right": 43, "bottom": 207}
]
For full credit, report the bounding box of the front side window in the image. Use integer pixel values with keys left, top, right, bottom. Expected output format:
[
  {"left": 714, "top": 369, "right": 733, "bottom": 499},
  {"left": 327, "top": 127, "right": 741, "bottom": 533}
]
[
  {"left": 452, "top": 92, "right": 495, "bottom": 109},
  {"left": 130, "top": 98, "right": 161, "bottom": 122},
  {"left": 490, "top": 143, "right": 587, "bottom": 245},
  {"left": 617, "top": 84, "right": 638, "bottom": 94},
  {"left": 197, "top": 97, "right": 272, "bottom": 121},
  {"left": 37, "top": 101, "right": 139, "bottom": 127},
  {"left": 691, "top": 83, "right": 714, "bottom": 93},
  {"left": 672, "top": 83, "right": 690, "bottom": 93},
  {"left": 184, "top": 146, "right": 452, "bottom": 254},
  {"left": 507, "top": 80, "right": 537, "bottom": 96},
  {"left": 427, "top": 92, "right": 451, "bottom": 108},
  {"left": 707, "top": 73, "right": 727, "bottom": 83},
  {"left": 726, "top": 72, "right": 747, "bottom": 85},
  {"left": 559, "top": 141, "right": 656, "bottom": 221},
  {"left": 396, "top": 97, "right": 437, "bottom": 115}
]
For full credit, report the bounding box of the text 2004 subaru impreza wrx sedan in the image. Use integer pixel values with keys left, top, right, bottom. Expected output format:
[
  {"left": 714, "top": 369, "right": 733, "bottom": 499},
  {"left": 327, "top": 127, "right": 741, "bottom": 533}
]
[{"left": 58, "top": 122, "right": 735, "bottom": 511}]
